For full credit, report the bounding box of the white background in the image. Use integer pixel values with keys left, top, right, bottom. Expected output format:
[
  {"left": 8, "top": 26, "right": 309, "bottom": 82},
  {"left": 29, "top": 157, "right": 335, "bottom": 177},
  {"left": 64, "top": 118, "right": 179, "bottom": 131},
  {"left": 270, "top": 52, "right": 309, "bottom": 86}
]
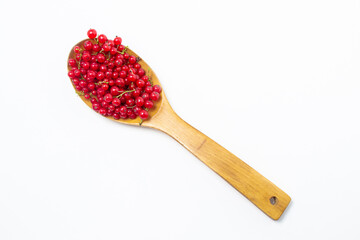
[{"left": 0, "top": 0, "right": 359, "bottom": 239}]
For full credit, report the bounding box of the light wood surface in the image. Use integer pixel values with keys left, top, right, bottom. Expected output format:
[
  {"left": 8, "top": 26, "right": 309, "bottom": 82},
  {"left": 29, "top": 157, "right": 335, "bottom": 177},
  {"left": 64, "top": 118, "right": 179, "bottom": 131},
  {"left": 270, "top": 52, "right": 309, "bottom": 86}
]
[{"left": 68, "top": 40, "right": 291, "bottom": 220}]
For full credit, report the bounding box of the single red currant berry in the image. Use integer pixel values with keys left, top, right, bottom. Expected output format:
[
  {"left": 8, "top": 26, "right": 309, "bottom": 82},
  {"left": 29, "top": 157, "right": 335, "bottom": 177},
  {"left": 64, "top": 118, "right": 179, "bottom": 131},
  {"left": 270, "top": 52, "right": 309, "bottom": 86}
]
[
  {"left": 99, "top": 65, "right": 107, "bottom": 72},
  {"left": 75, "top": 85, "right": 82, "bottom": 91},
  {"left": 99, "top": 108, "right": 107, "bottom": 115},
  {"left": 69, "top": 59, "right": 76, "bottom": 67},
  {"left": 108, "top": 79, "right": 115, "bottom": 86},
  {"left": 97, "top": 88, "right": 105, "bottom": 96},
  {"left": 103, "top": 43, "right": 111, "bottom": 52},
  {"left": 112, "top": 72, "right": 119, "bottom": 79},
  {"left": 113, "top": 113, "right": 120, "bottom": 120},
  {"left": 123, "top": 53, "right": 129, "bottom": 59},
  {"left": 141, "top": 93, "right": 150, "bottom": 101},
  {"left": 132, "top": 89, "right": 141, "bottom": 98},
  {"left": 118, "top": 45, "right": 125, "bottom": 51},
  {"left": 101, "top": 101, "right": 108, "bottom": 108},
  {"left": 126, "top": 109, "right": 134, "bottom": 116},
  {"left": 116, "top": 78, "right": 125, "bottom": 87},
  {"left": 74, "top": 69, "right": 81, "bottom": 77},
  {"left": 84, "top": 40, "right": 93, "bottom": 50},
  {"left": 93, "top": 102, "right": 100, "bottom": 110},
  {"left": 126, "top": 98, "right": 135, "bottom": 106},
  {"left": 115, "top": 59, "right": 123, "bottom": 66},
  {"left": 129, "top": 56, "right": 137, "bottom": 64},
  {"left": 81, "top": 61, "right": 90, "bottom": 70},
  {"left": 119, "top": 71, "right": 126, "bottom": 78},
  {"left": 101, "top": 84, "right": 109, "bottom": 91},
  {"left": 87, "top": 29, "right": 97, "bottom": 39},
  {"left": 150, "top": 91, "right": 160, "bottom": 101},
  {"left": 90, "top": 98, "right": 97, "bottom": 104},
  {"left": 110, "top": 47, "right": 117, "bottom": 55},
  {"left": 138, "top": 68, "right": 145, "bottom": 76},
  {"left": 93, "top": 44, "right": 100, "bottom": 52},
  {"left": 87, "top": 70, "right": 96, "bottom": 80},
  {"left": 98, "top": 34, "right": 108, "bottom": 44},
  {"left": 82, "top": 53, "right": 91, "bottom": 62},
  {"left": 135, "top": 97, "right": 144, "bottom": 107},
  {"left": 108, "top": 40, "right": 114, "bottom": 47},
  {"left": 153, "top": 85, "right": 162, "bottom": 93},
  {"left": 144, "top": 100, "right": 154, "bottom": 109},
  {"left": 104, "top": 93, "right": 113, "bottom": 103},
  {"left": 119, "top": 106, "right": 127, "bottom": 114},
  {"left": 134, "top": 63, "right": 141, "bottom": 69},
  {"left": 145, "top": 86, "right": 153, "bottom": 93},
  {"left": 74, "top": 46, "right": 81, "bottom": 53},
  {"left": 79, "top": 80, "right": 87, "bottom": 88},
  {"left": 110, "top": 86, "right": 120, "bottom": 96},
  {"left": 88, "top": 82, "right": 95, "bottom": 90},
  {"left": 112, "top": 98, "right": 121, "bottom": 107},
  {"left": 133, "top": 106, "right": 141, "bottom": 115},
  {"left": 90, "top": 62, "right": 99, "bottom": 71},
  {"left": 96, "top": 72, "right": 105, "bottom": 80},
  {"left": 139, "top": 110, "right": 149, "bottom": 120},
  {"left": 108, "top": 105, "right": 115, "bottom": 111},
  {"left": 145, "top": 81, "right": 152, "bottom": 87},
  {"left": 72, "top": 79, "right": 79, "bottom": 85},
  {"left": 128, "top": 74, "right": 136, "bottom": 82},
  {"left": 136, "top": 79, "right": 145, "bottom": 88},
  {"left": 84, "top": 94, "right": 90, "bottom": 99},
  {"left": 97, "top": 54, "right": 105, "bottom": 63},
  {"left": 114, "top": 36, "right": 122, "bottom": 45}
]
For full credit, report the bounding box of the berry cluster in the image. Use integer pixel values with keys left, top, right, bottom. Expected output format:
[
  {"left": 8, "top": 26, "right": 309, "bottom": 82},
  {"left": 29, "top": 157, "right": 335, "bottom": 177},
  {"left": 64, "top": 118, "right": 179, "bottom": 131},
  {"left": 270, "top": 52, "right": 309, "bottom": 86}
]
[{"left": 67, "top": 29, "right": 162, "bottom": 122}]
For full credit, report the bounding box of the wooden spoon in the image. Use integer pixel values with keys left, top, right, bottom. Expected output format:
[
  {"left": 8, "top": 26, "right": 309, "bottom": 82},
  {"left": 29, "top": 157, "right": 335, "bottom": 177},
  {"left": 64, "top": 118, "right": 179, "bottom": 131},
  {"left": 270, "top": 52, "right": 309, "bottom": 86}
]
[{"left": 68, "top": 40, "right": 291, "bottom": 220}]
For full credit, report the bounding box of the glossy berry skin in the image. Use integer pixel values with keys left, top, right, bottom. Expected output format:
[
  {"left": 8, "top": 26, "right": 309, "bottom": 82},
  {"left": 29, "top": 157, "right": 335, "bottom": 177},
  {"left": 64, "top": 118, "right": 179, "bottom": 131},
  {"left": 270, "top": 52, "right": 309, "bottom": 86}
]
[
  {"left": 139, "top": 110, "right": 149, "bottom": 120},
  {"left": 150, "top": 92, "right": 160, "bottom": 101},
  {"left": 84, "top": 41, "right": 93, "bottom": 50},
  {"left": 74, "top": 46, "right": 81, "bottom": 53},
  {"left": 68, "top": 59, "right": 76, "bottom": 67},
  {"left": 145, "top": 86, "right": 153, "bottom": 94},
  {"left": 110, "top": 86, "right": 120, "bottom": 96},
  {"left": 87, "top": 29, "right": 97, "bottom": 39},
  {"left": 153, "top": 85, "right": 162, "bottom": 93},
  {"left": 97, "top": 54, "right": 105, "bottom": 63},
  {"left": 135, "top": 97, "right": 144, "bottom": 107},
  {"left": 104, "top": 93, "right": 113, "bottom": 103},
  {"left": 114, "top": 36, "right": 122, "bottom": 45},
  {"left": 112, "top": 98, "right": 121, "bottom": 107},
  {"left": 144, "top": 100, "right": 154, "bottom": 109},
  {"left": 98, "top": 34, "right": 107, "bottom": 43}
]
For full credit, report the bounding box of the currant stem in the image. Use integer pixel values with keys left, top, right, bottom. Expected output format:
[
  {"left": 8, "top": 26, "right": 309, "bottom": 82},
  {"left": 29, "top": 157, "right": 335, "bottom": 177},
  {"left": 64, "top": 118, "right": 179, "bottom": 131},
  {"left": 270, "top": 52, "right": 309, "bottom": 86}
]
[
  {"left": 116, "top": 89, "right": 135, "bottom": 98},
  {"left": 77, "top": 53, "right": 83, "bottom": 68}
]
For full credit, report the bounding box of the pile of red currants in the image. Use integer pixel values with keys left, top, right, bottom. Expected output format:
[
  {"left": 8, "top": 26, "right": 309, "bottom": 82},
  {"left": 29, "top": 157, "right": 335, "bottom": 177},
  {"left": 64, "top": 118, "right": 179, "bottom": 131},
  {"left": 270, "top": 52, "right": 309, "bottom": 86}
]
[{"left": 67, "top": 29, "right": 162, "bottom": 122}]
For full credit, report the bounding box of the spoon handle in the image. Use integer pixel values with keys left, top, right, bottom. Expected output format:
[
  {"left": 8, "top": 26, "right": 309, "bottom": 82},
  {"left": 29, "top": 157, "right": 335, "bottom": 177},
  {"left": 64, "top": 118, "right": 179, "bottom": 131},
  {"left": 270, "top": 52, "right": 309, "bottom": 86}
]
[{"left": 146, "top": 104, "right": 291, "bottom": 220}]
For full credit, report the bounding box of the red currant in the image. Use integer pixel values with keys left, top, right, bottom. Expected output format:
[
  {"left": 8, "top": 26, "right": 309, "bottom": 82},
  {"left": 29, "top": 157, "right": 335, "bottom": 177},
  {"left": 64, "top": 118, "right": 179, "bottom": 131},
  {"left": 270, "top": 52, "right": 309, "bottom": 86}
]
[{"left": 87, "top": 29, "right": 97, "bottom": 39}]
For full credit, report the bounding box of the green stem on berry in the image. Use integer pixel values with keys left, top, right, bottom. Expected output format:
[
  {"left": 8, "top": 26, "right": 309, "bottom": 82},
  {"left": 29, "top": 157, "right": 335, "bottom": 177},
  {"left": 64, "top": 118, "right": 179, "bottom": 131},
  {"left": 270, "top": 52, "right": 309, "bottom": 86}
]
[
  {"left": 77, "top": 53, "right": 83, "bottom": 68},
  {"left": 95, "top": 80, "right": 109, "bottom": 85},
  {"left": 117, "top": 45, "right": 128, "bottom": 54},
  {"left": 139, "top": 119, "right": 143, "bottom": 126},
  {"left": 116, "top": 89, "right": 135, "bottom": 98},
  {"left": 75, "top": 90, "right": 84, "bottom": 96}
]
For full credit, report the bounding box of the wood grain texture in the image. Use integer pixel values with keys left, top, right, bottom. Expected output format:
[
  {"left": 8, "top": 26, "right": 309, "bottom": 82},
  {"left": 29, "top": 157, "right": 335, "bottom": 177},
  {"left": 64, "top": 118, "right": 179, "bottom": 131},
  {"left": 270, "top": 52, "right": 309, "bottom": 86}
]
[
  {"left": 68, "top": 40, "right": 291, "bottom": 220},
  {"left": 143, "top": 94, "right": 291, "bottom": 220}
]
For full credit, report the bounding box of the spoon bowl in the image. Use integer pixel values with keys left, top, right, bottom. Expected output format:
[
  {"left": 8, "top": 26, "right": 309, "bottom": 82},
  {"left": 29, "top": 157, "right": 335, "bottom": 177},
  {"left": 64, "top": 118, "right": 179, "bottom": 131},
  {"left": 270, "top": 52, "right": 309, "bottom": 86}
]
[
  {"left": 68, "top": 39, "right": 166, "bottom": 126},
  {"left": 67, "top": 39, "right": 291, "bottom": 220}
]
